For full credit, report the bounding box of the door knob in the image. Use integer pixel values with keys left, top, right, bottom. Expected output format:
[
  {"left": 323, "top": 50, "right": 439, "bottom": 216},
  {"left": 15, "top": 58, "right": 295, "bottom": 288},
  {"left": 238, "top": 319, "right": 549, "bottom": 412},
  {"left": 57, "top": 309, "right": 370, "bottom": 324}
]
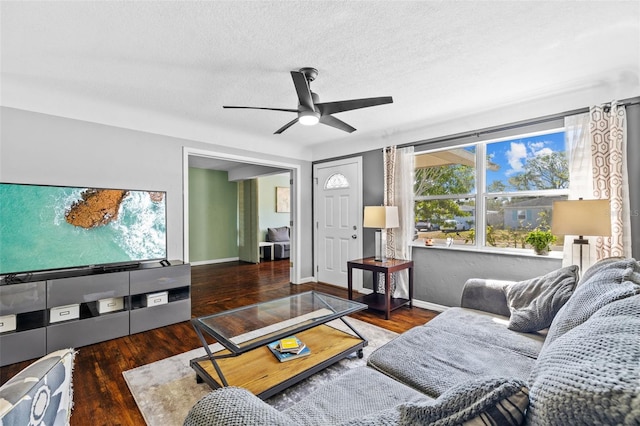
[{"left": 352, "top": 234, "right": 357, "bottom": 239}]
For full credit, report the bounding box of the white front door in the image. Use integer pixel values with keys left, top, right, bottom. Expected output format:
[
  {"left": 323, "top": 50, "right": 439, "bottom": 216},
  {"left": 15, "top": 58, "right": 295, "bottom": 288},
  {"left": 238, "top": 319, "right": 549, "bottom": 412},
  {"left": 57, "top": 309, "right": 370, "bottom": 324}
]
[{"left": 314, "top": 158, "right": 363, "bottom": 289}]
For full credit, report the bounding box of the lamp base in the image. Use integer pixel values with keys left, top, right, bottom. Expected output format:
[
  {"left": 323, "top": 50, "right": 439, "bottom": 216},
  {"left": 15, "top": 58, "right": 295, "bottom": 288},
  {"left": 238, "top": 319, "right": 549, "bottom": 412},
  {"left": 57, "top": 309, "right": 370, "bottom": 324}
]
[
  {"left": 572, "top": 236, "right": 589, "bottom": 272},
  {"left": 374, "top": 229, "right": 387, "bottom": 262},
  {"left": 374, "top": 230, "right": 382, "bottom": 261}
]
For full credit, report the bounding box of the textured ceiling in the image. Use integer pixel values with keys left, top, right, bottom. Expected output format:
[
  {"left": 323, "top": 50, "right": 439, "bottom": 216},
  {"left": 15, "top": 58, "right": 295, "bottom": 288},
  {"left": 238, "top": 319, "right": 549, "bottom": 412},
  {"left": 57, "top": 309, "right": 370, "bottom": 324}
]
[{"left": 1, "top": 1, "right": 639, "bottom": 161}]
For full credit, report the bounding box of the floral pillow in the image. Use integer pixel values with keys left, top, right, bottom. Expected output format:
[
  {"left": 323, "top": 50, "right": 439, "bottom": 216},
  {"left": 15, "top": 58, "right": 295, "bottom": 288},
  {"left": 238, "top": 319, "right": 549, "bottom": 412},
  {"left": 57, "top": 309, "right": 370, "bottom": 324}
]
[{"left": 0, "top": 348, "right": 75, "bottom": 425}]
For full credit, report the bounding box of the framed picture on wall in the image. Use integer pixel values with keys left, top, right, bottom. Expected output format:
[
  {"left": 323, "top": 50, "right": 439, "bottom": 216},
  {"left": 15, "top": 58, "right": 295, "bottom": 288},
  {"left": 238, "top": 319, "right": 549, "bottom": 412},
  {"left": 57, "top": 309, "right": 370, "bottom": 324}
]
[{"left": 276, "top": 187, "right": 290, "bottom": 213}]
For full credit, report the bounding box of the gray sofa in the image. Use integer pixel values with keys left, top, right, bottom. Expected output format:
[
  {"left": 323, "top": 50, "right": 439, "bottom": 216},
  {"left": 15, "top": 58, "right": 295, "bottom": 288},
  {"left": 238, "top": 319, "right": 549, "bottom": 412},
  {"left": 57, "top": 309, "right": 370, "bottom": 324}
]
[
  {"left": 184, "top": 257, "right": 640, "bottom": 425},
  {"left": 266, "top": 226, "right": 290, "bottom": 259}
]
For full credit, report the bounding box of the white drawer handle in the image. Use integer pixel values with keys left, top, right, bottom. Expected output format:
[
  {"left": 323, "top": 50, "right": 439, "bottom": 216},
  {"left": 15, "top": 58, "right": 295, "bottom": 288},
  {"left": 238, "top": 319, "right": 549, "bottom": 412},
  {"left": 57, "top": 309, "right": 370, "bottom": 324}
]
[
  {"left": 107, "top": 302, "right": 116, "bottom": 307},
  {"left": 60, "top": 311, "right": 70, "bottom": 316}
]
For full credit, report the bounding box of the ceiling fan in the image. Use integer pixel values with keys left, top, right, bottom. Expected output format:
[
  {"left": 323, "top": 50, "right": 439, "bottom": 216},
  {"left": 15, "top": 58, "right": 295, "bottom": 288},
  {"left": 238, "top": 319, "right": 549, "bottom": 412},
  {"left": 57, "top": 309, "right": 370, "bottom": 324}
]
[{"left": 223, "top": 67, "right": 393, "bottom": 134}]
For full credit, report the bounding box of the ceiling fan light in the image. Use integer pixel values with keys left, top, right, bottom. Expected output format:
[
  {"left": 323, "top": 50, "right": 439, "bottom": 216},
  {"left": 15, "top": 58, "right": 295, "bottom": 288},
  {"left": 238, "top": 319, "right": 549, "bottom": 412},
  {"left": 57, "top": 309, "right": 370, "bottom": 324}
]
[{"left": 298, "top": 110, "right": 320, "bottom": 126}]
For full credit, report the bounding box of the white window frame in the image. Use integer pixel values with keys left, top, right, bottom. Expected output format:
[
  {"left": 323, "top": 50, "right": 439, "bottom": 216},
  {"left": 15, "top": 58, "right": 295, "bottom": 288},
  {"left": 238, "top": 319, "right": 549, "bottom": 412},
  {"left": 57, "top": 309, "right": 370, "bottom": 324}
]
[{"left": 414, "top": 127, "right": 569, "bottom": 251}]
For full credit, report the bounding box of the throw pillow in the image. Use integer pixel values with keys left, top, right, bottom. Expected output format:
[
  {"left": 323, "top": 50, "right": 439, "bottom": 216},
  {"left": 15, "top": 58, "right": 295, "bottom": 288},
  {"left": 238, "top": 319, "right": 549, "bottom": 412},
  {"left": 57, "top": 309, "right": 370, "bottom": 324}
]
[
  {"left": 544, "top": 257, "right": 640, "bottom": 347},
  {"left": 184, "top": 387, "right": 291, "bottom": 426},
  {"left": 527, "top": 294, "right": 640, "bottom": 425},
  {"left": 503, "top": 265, "right": 579, "bottom": 332},
  {"left": 0, "top": 348, "right": 75, "bottom": 425},
  {"left": 399, "top": 377, "right": 529, "bottom": 426},
  {"left": 267, "top": 226, "right": 289, "bottom": 242}
]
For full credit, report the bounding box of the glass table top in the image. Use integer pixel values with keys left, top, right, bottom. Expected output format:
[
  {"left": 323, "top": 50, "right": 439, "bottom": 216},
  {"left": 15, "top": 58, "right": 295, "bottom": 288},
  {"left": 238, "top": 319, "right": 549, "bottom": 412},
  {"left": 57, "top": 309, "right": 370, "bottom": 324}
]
[{"left": 193, "top": 291, "right": 367, "bottom": 353}]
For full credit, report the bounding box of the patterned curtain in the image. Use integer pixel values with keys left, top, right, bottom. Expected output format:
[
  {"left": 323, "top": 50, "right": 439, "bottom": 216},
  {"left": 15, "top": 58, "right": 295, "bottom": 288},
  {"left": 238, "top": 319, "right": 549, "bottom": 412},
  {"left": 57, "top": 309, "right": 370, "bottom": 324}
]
[
  {"left": 590, "top": 103, "right": 631, "bottom": 259},
  {"left": 382, "top": 145, "right": 415, "bottom": 298},
  {"left": 384, "top": 146, "right": 397, "bottom": 259}
]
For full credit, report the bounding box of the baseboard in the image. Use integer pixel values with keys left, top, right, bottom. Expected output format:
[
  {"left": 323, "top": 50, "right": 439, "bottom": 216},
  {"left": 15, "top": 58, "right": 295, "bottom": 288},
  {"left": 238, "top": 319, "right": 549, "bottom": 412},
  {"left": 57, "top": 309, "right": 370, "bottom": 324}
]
[
  {"left": 292, "top": 276, "right": 317, "bottom": 284},
  {"left": 189, "top": 257, "right": 240, "bottom": 266},
  {"left": 353, "top": 289, "right": 448, "bottom": 312},
  {"left": 412, "top": 299, "right": 449, "bottom": 312}
]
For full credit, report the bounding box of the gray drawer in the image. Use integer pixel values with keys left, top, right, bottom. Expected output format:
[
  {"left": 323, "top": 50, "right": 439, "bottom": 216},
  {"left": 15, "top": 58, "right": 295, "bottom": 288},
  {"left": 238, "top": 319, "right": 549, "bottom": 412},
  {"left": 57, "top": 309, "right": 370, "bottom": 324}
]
[
  {"left": 130, "top": 299, "right": 191, "bottom": 334},
  {"left": 46, "top": 311, "right": 129, "bottom": 352},
  {"left": 0, "top": 281, "right": 46, "bottom": 315},
  {"left": 0, "top": 328, "right": 47, "bottom": 367},
  {"left": 47, "top": 272, "right": 129, "bottom": 307},
  {"left": 130, "top": 264, "right": 190, "bottom": 295}
]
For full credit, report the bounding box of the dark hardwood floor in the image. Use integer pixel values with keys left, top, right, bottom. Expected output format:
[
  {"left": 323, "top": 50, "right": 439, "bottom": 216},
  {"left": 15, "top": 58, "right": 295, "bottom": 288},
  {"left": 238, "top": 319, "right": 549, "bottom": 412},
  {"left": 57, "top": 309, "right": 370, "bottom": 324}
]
[{"left": 1, "top": 261, "right": 438, "bottom": 425}]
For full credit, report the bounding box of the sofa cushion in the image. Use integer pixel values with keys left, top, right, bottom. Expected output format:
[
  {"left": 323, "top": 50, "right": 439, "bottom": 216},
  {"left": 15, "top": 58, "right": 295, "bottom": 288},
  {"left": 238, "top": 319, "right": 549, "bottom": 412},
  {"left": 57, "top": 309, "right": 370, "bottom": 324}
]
[
  {"left": 544, "top": 257, "right": 640, "bottom": 347},
  {"left": 0, "top": 348, "right": 75, "bottom": 425},
  {"left": 368, "top": 308, "right": 539, "bottom": 398},
  {"left": 273, "top": 242, "right": 290, "bottom": 259},
  {"left": 399, "top": 377, "right": 529, "bottom": 426},
  {"left": 527, "top": 294, "right": 640, "bottom": 425},
  {"left": 283, "top": 366, "right": 430, "bottom": 425},
  {"left": 267, "top": 226, "right": 290, "bottom": 242},
  {"left": 504, "top": 265, "right": 578, "bottom": 332},
  {"left": 184, "top": 387, "right": 291, "bottom": 426},
  {"left": 423, "top": 307, "right": 545, "bottom": 359}
]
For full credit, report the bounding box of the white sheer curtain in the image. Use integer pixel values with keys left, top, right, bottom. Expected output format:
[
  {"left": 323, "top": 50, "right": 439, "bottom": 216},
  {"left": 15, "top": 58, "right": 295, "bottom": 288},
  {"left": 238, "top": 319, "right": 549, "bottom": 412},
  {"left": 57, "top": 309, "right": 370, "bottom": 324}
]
[
  {"left": 384, "top": 146, "right": 415, "bottom": 298},
  {"left": 563, "top": 112, "right": 593, "bottom": 267},
  {"left": 563, "top": 103, "right": 631, "bottom": 269}
]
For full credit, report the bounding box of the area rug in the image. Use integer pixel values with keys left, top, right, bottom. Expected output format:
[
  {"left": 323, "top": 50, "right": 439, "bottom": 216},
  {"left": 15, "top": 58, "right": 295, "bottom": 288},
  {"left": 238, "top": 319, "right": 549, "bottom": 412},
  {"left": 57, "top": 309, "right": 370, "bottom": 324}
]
[{"left": 123, "top": 317, "right": 398, "bottom": 426}]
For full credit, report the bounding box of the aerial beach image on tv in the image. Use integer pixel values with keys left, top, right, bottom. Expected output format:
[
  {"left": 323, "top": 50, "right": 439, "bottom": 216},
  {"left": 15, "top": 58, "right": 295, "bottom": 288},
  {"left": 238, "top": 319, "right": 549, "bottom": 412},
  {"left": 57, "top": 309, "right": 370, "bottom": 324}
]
[{"left": 0, "top": 184, "right": 167, "bottom": 276}]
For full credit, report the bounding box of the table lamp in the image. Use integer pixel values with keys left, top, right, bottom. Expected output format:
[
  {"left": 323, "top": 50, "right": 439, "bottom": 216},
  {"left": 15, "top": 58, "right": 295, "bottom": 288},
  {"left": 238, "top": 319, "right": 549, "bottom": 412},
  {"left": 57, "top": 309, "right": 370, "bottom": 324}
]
[
  {"left": 551, "top": 199, "right": 611, "bottom": 271},
  {"left": 363, "top": 206, "right": 399, "bottom": 262}
]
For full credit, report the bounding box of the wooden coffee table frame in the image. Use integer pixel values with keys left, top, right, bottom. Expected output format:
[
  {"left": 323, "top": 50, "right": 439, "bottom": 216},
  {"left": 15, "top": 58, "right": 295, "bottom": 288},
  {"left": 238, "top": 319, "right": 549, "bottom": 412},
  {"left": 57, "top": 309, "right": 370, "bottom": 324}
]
[
  {"left": 189, "top": 292, "right": 368, "bottom": 400},
  {"left": 190, "top": 322, "right": 366, "bottom": 399}
]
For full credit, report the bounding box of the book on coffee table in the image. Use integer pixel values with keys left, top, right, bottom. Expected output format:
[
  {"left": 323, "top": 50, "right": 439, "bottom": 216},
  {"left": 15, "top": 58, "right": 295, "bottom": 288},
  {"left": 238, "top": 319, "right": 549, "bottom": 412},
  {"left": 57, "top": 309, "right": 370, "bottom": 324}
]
[
  {"left": 268, "top": 337, "right": 311, "bottom": 362},
  {"left": 278, "top": 337, "right": 302, "bottom": 352}
]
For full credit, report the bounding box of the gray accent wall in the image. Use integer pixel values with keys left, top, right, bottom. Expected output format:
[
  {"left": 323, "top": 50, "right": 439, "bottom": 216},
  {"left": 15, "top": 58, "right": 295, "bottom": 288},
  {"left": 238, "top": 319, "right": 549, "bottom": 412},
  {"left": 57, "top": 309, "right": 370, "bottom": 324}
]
[
  {"left": 411, "top": 246, "right": 562, "bottom": 307},
  {"left": 362, "top": 149, "right": 384, "bottom": 261},
  {"left": 0, "top": 107, "right": 315, "bottom": 281},
  {"left": 627, "top": 104, "right": 640, "bottom": 259}
]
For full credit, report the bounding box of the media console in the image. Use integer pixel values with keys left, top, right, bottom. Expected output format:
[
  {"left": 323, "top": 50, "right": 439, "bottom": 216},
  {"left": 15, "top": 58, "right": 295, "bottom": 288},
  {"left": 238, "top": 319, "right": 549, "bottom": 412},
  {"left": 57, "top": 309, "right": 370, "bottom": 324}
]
[{"left": 0, "top": 260, "right": 190, "bottom": 367}]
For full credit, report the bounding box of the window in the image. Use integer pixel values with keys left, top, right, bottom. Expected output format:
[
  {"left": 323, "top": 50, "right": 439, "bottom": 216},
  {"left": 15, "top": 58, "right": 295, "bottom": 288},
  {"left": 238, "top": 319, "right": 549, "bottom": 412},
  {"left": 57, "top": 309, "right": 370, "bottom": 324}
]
[
  {"left": 324, "top": 173, "right": 349, "bottom": 189},
  {"left": 414, "top": 129, "right": 568, "bottom": 251}
]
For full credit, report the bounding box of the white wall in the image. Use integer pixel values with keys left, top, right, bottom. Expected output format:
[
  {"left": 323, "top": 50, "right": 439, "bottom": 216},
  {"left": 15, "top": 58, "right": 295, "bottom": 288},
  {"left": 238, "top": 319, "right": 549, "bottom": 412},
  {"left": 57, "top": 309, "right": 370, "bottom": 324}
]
[
  {"left": 258, "top": 173, "right": 290, "bottom": 241},
  {"left": 0, "top": 107, "right": 314, "bottom": 280}
]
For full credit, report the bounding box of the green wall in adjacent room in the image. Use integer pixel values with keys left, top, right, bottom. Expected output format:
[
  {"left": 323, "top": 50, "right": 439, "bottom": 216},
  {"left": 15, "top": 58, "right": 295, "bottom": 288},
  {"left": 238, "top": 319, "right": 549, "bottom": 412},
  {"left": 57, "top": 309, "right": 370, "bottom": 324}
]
[{"left": 189, "top": 167, "right": 238, "bottom": 262}]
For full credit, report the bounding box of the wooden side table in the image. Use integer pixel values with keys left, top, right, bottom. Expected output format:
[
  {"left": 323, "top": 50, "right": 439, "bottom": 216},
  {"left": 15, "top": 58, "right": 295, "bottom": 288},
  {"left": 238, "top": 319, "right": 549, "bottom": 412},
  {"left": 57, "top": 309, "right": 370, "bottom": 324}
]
[{"left": 347, "top": 257, "right": 414, "bottom": 320}]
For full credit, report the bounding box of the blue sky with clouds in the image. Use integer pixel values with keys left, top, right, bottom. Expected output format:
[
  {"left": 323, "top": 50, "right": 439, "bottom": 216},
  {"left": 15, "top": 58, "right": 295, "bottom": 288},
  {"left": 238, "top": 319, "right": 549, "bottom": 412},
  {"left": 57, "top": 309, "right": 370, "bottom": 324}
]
[{"left": 485, "top": 131, "right": 565, "bottom": 189}]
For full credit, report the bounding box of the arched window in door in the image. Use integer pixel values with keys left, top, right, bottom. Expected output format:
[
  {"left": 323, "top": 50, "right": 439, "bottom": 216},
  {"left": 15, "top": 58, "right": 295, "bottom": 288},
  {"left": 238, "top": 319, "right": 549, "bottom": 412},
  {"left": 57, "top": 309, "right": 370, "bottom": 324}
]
[{"left": 324, "top": 173, "right": 350, "bottom": 190}]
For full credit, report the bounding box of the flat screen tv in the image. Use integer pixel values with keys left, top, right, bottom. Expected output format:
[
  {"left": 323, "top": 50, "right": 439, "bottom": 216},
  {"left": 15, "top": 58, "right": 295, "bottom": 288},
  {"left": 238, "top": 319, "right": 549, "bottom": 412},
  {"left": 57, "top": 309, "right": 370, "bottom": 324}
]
[{"left": 0, "top": 183, "right": 167, "bottom": 276}]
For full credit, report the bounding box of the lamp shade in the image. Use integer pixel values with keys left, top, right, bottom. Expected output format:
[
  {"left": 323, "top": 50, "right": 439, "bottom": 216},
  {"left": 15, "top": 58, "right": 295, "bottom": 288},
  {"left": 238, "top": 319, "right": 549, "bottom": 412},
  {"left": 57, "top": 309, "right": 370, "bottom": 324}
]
[
  {"left": 363, "top": 206, "right": 399, "bottom": 229},
  {"left": 551, "top": 199, "right": 612, "bottom": 237}
]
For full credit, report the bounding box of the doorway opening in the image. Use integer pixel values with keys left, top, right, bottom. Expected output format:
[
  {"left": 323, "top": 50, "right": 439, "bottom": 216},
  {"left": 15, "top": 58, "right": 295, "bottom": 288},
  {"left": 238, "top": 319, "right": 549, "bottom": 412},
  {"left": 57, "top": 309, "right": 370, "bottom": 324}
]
[{"left": 183, "top": 147, "right": 302, "bottom": 284}]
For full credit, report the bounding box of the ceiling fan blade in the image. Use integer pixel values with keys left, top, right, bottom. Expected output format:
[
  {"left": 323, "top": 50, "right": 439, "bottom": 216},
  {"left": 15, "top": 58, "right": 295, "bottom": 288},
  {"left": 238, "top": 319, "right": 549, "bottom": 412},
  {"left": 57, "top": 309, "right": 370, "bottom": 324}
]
[
  {"left": 319, "top": 115, "right": 356, "bottom": 133},
  {"left": 223, "top": 106, "right": 298, "bottom": 113},
  {"left": 316, "top": 96, "right": 393, "bottom": 116},
  {"left": 274, "top": 118, "right": 299, "bottom": 134},
  {"left": 290, "top": 71, "right": 315, "bottom": 111}
]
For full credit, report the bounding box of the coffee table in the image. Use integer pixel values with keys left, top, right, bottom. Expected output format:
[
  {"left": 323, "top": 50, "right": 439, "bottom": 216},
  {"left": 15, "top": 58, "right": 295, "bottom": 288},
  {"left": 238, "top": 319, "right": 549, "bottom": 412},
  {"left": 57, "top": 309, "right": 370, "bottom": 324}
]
[{"left": 189, "top": 291, "right": 368, "bottom": 399}]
